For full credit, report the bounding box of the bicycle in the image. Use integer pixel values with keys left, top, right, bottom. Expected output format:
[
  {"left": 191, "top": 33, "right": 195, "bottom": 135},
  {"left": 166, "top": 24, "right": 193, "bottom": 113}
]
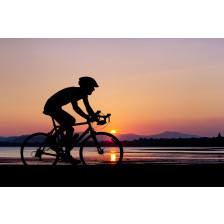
[{"left": 20, "top": 111, "right": 123, "bottom": 166}]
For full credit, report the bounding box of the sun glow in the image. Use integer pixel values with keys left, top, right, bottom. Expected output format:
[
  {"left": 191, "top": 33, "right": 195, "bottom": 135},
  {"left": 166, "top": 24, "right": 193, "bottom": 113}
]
[
  {"left": 111, "top": 130, "right": 116, "bottom": 134},
  {"left": 110, "top": 153, "right": 116, "bottom": 162}
]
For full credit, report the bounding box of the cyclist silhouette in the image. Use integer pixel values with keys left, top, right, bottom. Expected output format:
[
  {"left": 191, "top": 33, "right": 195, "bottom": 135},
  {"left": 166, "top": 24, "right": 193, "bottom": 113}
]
[{"left": 43, "top": 76, "right": 99, "bottom": 163}]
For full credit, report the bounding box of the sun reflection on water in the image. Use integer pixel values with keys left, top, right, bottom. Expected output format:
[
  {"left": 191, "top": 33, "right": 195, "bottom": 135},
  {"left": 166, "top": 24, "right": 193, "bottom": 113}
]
[{"left": 111, "top": 153, "right": 116, "bottom": 162}]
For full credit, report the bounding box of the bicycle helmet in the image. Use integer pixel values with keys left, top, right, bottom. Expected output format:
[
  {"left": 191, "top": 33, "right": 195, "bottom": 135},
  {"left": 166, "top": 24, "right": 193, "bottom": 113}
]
[{"left": 79, "top": 77, "right": 99, "bottom": 88}]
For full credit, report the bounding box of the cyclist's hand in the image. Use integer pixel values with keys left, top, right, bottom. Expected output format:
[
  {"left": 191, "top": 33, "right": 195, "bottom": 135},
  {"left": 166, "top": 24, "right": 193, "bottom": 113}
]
[{"left": 87, "top": 114, "right": 98, "bottom": 122}]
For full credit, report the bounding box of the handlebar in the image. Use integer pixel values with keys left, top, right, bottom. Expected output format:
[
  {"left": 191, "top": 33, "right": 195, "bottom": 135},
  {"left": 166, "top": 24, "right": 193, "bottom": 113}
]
[
  {"left": 97, "top": 114, "right": 111, "bottom": 118},
  {"left": 74, "top": 112, "right": 111, "bottom": 126},
  {"left": 89, "top": 111, "right": 111, "bottom": 125},
  {"left": 94, "top": 111, "right": 111, "bottom": 118}
]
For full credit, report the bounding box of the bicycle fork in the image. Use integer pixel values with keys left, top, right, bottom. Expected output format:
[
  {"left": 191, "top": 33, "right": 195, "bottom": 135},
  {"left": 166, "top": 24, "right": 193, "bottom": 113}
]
[{"left": 91, "top": 133, "right": 104, "bottom": 154}]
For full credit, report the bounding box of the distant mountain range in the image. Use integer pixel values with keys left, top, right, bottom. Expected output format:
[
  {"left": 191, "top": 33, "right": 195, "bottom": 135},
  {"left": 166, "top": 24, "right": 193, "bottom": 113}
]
[
  {"left": 0, "top": 131, "right": 202, "bottom": 143},
  {"left": 116, "top": 131, "right": 201, "bottom": 141},
  {"left": 0, "top": 135, "right": 29, "bottom": 143}
]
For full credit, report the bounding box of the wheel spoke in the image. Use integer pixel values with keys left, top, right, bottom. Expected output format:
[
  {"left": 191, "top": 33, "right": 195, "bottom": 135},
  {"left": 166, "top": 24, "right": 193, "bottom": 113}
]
[
  {"left": 21, "top": 133, "right": 59, "bottom": 165},
  {"left": 80, "top": 132, "right": 123, "bottom": 166}
]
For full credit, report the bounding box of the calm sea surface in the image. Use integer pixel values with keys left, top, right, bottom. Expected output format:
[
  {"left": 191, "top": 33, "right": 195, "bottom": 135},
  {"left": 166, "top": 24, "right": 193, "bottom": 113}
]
[{"left": 1, "top": 147, "right": 224, "bottom": 165}]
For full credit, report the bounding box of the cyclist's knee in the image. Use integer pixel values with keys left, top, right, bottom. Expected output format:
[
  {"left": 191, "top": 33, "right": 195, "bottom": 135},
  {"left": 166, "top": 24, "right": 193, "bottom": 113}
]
[
  {"left": 64, "top": 126, "right": 74, "bottom": 135},
  {"left": 65, "top": 117, "right": 76, "bottom": 126},
  {"left": 68, "top": 126, "right": 74, "bottom": 132},
  {"left": 71, "top": 117, "right": 76, "bottom": 125}
]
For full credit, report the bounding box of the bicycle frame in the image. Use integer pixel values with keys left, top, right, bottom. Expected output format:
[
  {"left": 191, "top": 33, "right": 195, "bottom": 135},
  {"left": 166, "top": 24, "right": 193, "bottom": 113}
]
[
  {"left": 21, "top": 112, "right": 121, "bottom": 166},
  {"left": 49, "top": 117, "right": 102, "bottom": 153}
]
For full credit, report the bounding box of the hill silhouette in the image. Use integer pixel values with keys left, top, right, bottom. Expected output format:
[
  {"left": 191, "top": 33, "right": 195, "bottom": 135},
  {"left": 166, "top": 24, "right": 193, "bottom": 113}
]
[{"left": 116, "top": 131, "right": 201, "bottom": 141}]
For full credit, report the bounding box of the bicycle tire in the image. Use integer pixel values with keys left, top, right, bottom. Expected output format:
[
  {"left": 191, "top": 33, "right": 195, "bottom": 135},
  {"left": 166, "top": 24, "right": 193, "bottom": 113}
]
[
  {"left": 21, "top": 132, "right": 59, "bottom": 165},
  {"left": 79, "top": 132, "right": 123, "bottom": 166}
]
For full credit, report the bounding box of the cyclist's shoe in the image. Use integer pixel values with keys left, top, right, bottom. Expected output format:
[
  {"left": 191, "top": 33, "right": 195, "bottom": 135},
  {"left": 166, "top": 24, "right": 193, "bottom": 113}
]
[
  {"left": 35, "top": 149, "right": 42, "bottom": 160},
  {"left": 61, "top": 154, "right": 81, "bottom": 165}
]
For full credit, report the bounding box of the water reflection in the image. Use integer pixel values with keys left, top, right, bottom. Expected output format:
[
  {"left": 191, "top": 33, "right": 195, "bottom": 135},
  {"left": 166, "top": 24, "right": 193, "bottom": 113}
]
[
  {"left": 1, "top": 147, "right": 224, "bottom": 165},
  {"left": 111, "top": 153, "right": 116, "bottom": 162}
]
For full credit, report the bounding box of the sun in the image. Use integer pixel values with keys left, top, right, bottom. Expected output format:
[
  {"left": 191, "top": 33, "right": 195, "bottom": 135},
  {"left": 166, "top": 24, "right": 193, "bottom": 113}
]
[{"left": 111, "top": 130, "right": 117, "bottom": 134}]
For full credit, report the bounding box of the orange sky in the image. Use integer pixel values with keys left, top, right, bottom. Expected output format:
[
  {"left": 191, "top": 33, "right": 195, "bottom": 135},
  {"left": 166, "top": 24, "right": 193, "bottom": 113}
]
[{"left": 1, "top": 38, "right": 224, "bottom": 137}]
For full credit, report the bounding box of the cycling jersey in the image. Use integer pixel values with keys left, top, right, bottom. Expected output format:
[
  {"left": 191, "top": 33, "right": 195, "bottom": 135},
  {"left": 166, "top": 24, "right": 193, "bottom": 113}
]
[{"left": 44, "top": 87, "right": 86, "bottom": 109}]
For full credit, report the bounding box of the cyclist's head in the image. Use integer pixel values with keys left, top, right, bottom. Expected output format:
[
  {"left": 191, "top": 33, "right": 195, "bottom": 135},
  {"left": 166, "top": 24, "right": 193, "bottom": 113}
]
[{"left": 79, "top": 76, "right": 99, "bottom": 95}]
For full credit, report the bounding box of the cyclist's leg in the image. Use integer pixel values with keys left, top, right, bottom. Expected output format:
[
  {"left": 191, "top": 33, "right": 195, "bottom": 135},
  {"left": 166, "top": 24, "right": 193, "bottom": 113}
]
[{"left": 50, "top": 109, "right": 76, "bottom": 153}]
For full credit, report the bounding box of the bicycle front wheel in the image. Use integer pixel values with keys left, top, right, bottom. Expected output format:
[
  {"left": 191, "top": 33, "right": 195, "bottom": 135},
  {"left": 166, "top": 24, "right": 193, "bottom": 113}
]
[
  {"left": 79, "top": 132, "right": 123, "bottom": 166},
  {"left": 21, "top": 132, "right": 59, "bottom": 165}
]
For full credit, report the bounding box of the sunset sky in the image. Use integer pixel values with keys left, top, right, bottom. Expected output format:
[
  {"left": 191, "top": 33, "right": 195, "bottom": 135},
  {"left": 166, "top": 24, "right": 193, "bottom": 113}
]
[{"left": 1, "top": 38, "right": 224, "bottom": 137}]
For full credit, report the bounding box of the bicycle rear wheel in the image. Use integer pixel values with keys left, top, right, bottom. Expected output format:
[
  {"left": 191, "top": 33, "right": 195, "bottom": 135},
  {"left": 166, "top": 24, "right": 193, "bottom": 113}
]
[
  {"left": 79, "top": 132, "right": 123, "bottom": 166},
  {"left": 21, "top": 132, "right": 59, "bottom": 165}
]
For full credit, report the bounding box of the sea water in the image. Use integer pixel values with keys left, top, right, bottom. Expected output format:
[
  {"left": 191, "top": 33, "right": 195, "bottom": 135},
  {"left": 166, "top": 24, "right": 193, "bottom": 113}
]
[{"left": 1, "top": 147, "right": 224, "bottom": 165}]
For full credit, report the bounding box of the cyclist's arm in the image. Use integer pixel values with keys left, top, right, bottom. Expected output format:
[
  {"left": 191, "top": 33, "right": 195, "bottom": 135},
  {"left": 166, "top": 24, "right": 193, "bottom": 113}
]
[
  {"left": 72, "top": 101, "right": 88, "bottom": 119},
  {"left": 83, "top": 96, "right": 95, "bottom": 116}
]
